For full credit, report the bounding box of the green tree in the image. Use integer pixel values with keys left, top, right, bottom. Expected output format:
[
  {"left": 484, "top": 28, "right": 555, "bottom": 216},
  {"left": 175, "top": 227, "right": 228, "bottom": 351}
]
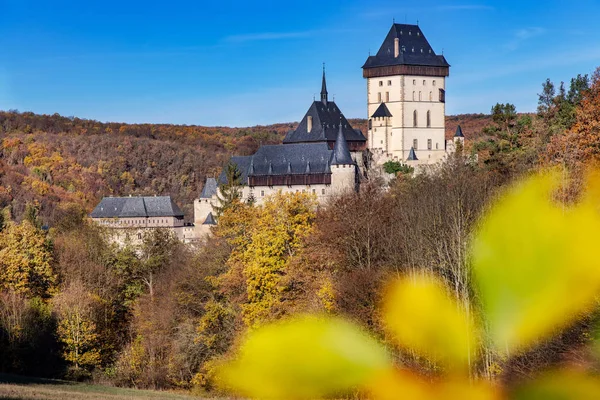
[{"left": 214, "top": 162, "right": 243, "bottom": 218}]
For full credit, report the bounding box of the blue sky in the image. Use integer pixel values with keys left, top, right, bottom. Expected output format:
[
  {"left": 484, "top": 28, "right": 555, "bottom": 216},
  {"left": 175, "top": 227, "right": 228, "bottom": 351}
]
[{"left": 2, "top": 0, "right": 600, "bottom": 126}]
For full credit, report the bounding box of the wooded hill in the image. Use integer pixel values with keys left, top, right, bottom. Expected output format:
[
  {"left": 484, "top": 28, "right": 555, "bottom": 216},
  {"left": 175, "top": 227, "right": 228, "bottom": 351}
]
[{"left": 0, "top": 111, "right": 492, "bottom": 224}]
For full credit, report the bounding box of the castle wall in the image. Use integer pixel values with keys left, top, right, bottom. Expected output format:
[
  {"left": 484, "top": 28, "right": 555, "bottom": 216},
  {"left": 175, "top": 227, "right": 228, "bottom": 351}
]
[{"left": 367, "top": 73, "right": 448, "bottom": 164}]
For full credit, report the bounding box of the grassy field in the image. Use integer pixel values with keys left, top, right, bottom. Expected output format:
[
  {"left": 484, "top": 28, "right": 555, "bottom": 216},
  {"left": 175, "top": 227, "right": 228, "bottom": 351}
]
[{"left": 0, "top": 374, "right": 203, "bottom": 400}]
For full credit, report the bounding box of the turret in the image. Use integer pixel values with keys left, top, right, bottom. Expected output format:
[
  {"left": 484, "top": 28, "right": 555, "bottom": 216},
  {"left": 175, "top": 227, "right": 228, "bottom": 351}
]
[{"left": 331, "top": 120, "right": 354, "bottom": 165}]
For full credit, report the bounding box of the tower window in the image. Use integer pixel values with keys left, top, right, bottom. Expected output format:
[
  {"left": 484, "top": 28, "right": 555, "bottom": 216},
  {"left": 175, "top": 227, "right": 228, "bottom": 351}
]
[
  {"left": 261, "top": 190, "right": 265, "bottom": 197},
  {"left": 387, "top": 80, "right": 392, "bottom": 86},
  {"left": 413, "top": 139, "right": 418, "bottom": 149},
  {"left": 433, "top": 80, "right": 436, "bottom": 86},
  {"left": 429, "top": 91, "right": 432, "bottom": 101},
  {"left": 412, "top": 91, "right": 416, "bottom": 101},
  {"left": 413, "top": 110, "right": 418, "bottom": 127},
  {"left": 413, "top": 79, "right": 416, "bottom": 85},
  {"left": 322, "top": 189, "right": 326, "bottom": 195},
  {"left": 436, "top": 142, "right": 439, "bottom": 150},
  {"left": 427, "top": 139, "right": 432, "bottom": 150},
  {"left": 439, "top": 89, "right": 446, "bottom": 103},
  {"left": 423, "top": 80, "right": 426, "bottom": 86},
  {"left": 385, "top": 92, "right": 389, "bottom": 102},
  {"left": 419, "top": 91, "right": 422, "bottom": 101},
  {"left": 379, "top": 80, "right": 383, "bottom": 86},
  {"left": 426, "top": 110, "right": 431, "bottom": 127},
  {"left": 377, "top": 92, "right": 382, "bottom": 103}
]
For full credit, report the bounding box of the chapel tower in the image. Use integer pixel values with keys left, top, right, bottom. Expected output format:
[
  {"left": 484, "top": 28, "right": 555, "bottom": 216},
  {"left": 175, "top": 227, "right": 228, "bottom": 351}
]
[{"left": 362, "top": 23, "right": 450, "bottom": 164}]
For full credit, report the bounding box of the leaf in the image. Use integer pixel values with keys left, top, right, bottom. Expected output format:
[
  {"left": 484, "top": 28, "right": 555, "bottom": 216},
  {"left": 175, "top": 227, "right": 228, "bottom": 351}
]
[
  {"left": 382, "top": 275, "right": 477, "bottom": 370},
  {"left": 219, "top": 315, "right": 391, "bottom": 399},
  {"left": 512, "top": 370, "right": 600, "bottom": 400},
  {"left": 367, "top": 369, "right": 499, "bottom": 400},
  {"left": 472, "top": 170, "right": 600, "bottom": 354}
]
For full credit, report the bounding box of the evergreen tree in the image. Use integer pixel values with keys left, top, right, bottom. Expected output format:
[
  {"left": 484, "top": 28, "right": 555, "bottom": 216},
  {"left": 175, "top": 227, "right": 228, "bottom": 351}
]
[{"left": 214, "top": 162, "right": 244, "bottom": 218}]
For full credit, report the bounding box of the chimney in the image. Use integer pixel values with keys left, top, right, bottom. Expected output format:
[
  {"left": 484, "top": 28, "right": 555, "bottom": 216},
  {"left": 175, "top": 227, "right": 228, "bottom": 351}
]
[
  {"left": 307, "top": 116, "right": 313, "bottom": 132},
  {"left": 394, "top": 38, "right": 400, "bottom": 58}
]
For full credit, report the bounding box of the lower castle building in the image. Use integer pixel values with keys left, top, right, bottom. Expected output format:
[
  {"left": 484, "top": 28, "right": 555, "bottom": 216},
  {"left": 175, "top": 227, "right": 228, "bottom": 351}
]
[{"left": 90, "top": 195, "right": 197, "bottom": 244}]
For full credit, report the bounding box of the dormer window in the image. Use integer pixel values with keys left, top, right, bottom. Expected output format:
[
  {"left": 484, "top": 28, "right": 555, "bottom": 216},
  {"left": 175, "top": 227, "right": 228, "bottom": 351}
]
[{"left": 409, "top": 31, "right": 412, "bottom": 35}]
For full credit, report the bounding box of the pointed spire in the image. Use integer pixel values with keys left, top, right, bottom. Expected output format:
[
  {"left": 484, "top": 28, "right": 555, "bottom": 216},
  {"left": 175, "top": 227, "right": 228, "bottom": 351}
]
[
  {"left": 407, "top": 147, "right": 418, "bottom": 161},
  {"left": 454, "top": 125, "right": 464, "bottom": 138},
  {"left": 331, "top": 117, "right": 353, "bottom": 165},
  {"left": 320, "top": 63, "right": 328, "bottom": 105}
]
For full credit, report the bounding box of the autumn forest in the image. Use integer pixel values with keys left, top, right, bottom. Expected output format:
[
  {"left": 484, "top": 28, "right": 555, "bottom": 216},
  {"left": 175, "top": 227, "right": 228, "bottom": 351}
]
[{"left": 1, "top": 67, "right": 600, "bottom": 396}]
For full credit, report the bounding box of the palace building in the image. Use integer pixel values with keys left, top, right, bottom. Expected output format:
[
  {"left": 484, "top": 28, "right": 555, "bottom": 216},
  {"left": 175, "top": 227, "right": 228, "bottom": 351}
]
[
  {"left": 194, "top": 71, "right": 364, "bottom": 230},
  {"left": 363, "top": 23, "right": 455, "bottom": 164}
]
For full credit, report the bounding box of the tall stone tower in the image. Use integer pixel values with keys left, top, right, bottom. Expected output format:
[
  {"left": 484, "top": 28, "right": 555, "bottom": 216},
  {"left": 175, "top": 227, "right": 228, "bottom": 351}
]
[{"left": 362, "top": 24, "right": 450, "bottom": 164}]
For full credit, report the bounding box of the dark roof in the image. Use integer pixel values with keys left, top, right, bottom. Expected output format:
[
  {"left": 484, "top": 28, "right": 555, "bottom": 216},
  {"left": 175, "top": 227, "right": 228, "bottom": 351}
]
[
  {"left": 200, "top": 177, "right": 218, "bottom": 198},
  {"left": 332, "top": 123, "right": 354, "bottom": 165},
  {"left": 362, "top": 24, "right": 449, "bottom": 69},
  {"left": 371, "top": 102, "right": 393, "bottom": 118},
  {"left": 454, "top": 125, "right": 464, "bottom": 138},
  {"left": 407, "top": 147, "right": 418, "bottom": 161},
  {"left": 220, "top": 142, "right": 339, "bottom": 184},
  {"left": 203, "top": 212, "right": 216, "bottom": 225},
  {"left": 90, "top": 196, "right": 184, "bottom": 218},
  {"left": 283, "top": 101, "right": 366, "bottom": 144}
]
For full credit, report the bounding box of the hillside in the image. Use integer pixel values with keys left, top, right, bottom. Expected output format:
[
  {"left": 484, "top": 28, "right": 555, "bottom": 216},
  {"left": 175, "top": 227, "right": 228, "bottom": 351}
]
[{"left": 0, "top": 111, "right": 492, "bottom": 224}]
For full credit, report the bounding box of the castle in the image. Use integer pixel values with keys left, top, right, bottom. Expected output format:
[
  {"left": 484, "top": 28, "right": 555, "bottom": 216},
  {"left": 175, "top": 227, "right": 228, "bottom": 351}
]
[{"left": 91, "top": 23, "right": 465, "bottom": 242}]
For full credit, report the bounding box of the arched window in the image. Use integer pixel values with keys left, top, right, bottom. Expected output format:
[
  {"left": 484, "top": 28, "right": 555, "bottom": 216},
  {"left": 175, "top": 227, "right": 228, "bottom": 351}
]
[
  {"left": 426, "top": 110, "right": 431, "bottom": 127},
  {"left": 413, "top": 110, "right": 418, "bottom": 127},
  {"left": 429, "top": 91, "right": 432, "bottom": 101},
  {"left": 419, "top": 91, "right": 422, "bottom": 101},
  {"left": 412, "top": 91, "right": 415, "bottom": 101}
]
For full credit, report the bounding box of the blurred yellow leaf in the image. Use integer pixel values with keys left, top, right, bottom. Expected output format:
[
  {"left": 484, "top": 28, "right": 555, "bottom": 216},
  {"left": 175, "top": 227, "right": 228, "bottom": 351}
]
[
  {"left": 220, "top": 315, "right": 391, "bottom": 399},
  {"left": 512, "top": 370, "right": 600, "bottom": 400},
  {"left": 472, "top": 171, "right": 600, "bottom": 354},
  {"left": 367, "top": 369, "right": 499, "bottom": 400},
  {"left": 383, "top": 275, "right": 478, "bottom": 370}
]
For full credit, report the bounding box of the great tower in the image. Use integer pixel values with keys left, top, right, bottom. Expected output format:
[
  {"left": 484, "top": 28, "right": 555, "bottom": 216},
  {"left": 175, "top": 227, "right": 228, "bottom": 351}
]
[{"left": 362, "top": 24, "right": 450, "bottom": 164}]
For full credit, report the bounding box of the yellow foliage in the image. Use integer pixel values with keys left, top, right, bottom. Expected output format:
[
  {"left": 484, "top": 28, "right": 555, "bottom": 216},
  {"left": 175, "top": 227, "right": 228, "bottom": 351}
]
[
  {"left": 512, "top": 370, "right": 600, "bottom": 399},
  {"left": 472, "top": 170, "right": 600, "bottom": 354},
  {"left": 219, "top": 191, "right": 316, "bottom": 327},
  {"left": 368, "top": 369, "right": 499, "bottom": 400},
  {"left": 0, "top": 221, "right": 56, "bottom": 298},
  {"left": 317, "top": 277, "right": 336, "bottom": 312},
  {"left": 219, "top": 315, "right": 391, "bottom": 399},
  {"left": 383, "top": 275, "right": 478, "bottom": 370}
]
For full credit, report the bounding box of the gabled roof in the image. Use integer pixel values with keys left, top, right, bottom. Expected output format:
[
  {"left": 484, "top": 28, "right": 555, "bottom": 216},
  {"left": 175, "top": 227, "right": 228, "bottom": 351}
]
[
  {"left": 283, "top": 101, "right": 366, "bottom": 144},
  {"left": 407, "top": 147, "right": 418, "bottom": 161},
  {"left": 332, "top": 123, "right": 354, "bottom": 165},
  {"left": 454, "top": 125, "right": 464, "bottom": 138},
  {"left": 371, "top": 102, "right": 393, "bottom": 118},
  {"left": 90, "top": 196, "right": 184, "bottom": 218},
  {"left": 362, "top": 24, "right": 449, "bottom": 69},
  {"left": 220, "top": 142, "right": 337, "bottom": 184},
  {"left": 200, "top": 177, "right": 218, "bottom": 198},
  {"left": 203, "top": 212, "right": 216, "bottom": 225}
]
